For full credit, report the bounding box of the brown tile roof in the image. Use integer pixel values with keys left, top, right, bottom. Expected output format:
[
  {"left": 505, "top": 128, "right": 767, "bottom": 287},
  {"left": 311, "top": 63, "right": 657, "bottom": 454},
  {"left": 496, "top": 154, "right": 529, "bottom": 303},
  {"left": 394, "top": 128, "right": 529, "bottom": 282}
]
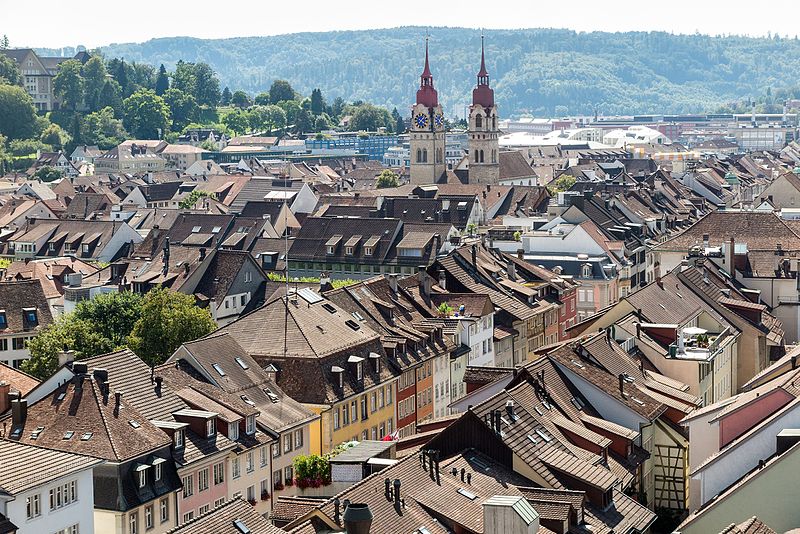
[
  {"left": 166, "top": 496, "right": 284, "bottom": 534},
  {"left": 0, "top": 363, "right": 39, "bottom": 396},
  {"left": 499, "top": 150, "right": 536, "bottom": 181},
  {"left": 0, "top": 279, "right": 53, "bottom": 334},
  {"left": 720, "top": 516, "right": 778, "bottom": 534},
  {"left": 463, "top": 366, "right": 514, "bottom": 386},
  {"left": 0, "top": 439, "right": 101, "bottom": 494},
  {"left": 7, "top": 374, "right": 172, "bottom": 462},
  {"left": 270, "top": 496, "right": 327, "bottom": 523},
  {"left": 580, "top": 489, "right": 657, "bottom": 534},
  {"left": 4, "top": 257, "right": 98, "bottom": 300}
]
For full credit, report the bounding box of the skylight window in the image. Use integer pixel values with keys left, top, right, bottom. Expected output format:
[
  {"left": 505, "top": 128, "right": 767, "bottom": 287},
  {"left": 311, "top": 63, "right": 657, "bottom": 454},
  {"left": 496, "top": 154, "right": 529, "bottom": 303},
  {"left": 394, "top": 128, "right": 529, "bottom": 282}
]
[
  {"left": 63, "top": 431, "right": 74, "bottom": 440},
  {"left": 241, "top": 395, "right": 256, "bottom": 406},
  {"left": 235, "top": 357, "right": 249, "bottom": 370},
  {"left": 457, "top": 488, "right": 477, "bottom": 500},
  {"left": 527, "top": 434, "right": 537, "bottom": 444},
  {"left": 321, "top": 303, "right": 337, "bottom": 314},
  {"left": 191, "top": 226, "right": 202, "bottom": 233},
  {"left": 345, "top": 319, "right": 361, "bottom": 331},
  {"left": 81, "top": 432, "right": 93, "bottom": 441},
  {"left": 211, "top": 226, "right": 222, "bottom": 233},
  {"left": 233, "top": 519, "right": 251, "bottom": 534},
  {"left": 264, "top": 388, "right": 279, "bottom": 403},
  {"left": 535, "top": 429, "right": 553, "bottom": 443},
  {"left": 30, "top": 426, "right": 44, "bottom": 440},
  {"left": 212, "top": 363, "right": 226, "bottom": 376},
  {"left": 129, "top": 420, "right": 141, "bottom": 429},
  {"left": 56, "top": 392, "right": 66, "bottom": 402}
]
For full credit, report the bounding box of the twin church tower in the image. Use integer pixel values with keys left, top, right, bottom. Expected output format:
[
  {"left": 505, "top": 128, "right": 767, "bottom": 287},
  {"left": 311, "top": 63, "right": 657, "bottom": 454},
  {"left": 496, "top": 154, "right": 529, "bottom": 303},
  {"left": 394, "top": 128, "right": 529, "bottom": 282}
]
[{"left": 409, "top": 37, "right": 500, "bottom": 185}]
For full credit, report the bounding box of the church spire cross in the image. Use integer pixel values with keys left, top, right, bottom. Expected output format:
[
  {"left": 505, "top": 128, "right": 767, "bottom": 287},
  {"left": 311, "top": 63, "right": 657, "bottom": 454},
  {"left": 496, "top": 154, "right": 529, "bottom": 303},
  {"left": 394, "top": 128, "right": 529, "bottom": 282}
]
[
  {"left": 416, "top": 35, "right": 438, "bottom": 108},
  {"left": 477, "top": 33, "right": 489, "bottom": 79},
  {"left": 472, "top": 33, "right": 494, "bottom": 108}
]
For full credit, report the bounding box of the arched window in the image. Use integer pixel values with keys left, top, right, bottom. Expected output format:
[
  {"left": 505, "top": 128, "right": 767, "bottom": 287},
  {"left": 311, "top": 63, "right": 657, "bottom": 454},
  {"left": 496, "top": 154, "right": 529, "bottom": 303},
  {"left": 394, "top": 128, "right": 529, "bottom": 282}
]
[
  {"left": 479, "top": 150, "right": 485, "bottom": 163},
  {"left": 582, "top": 264, "right": 592, "bottom": 278},
  {"left": 416, "top": 148, "right": 422, "bottom": 163},
  {"left": 437, "top": 148, "right": 443, "bottom": 163},
  {"left": 475, "top": 114, "right": 482, "bottom": 128},
  {"left": 491, "top": 150, "right": 496, "bottom": 163},
  {"left": 422, "top": 148, "right": 428, "bottom": 163},
  {"left": 474, "top": 149, "right": 479, "bottom": 163},
  {"left": 492, "top": 116, "right": 496, "bottom": 129}
]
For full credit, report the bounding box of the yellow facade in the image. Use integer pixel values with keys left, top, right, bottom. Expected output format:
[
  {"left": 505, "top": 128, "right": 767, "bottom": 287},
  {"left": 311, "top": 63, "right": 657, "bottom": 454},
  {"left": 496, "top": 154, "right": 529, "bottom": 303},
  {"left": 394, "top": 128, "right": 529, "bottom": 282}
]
[{"left": 302, "top": 381, "right": 397, "bottom": 454}]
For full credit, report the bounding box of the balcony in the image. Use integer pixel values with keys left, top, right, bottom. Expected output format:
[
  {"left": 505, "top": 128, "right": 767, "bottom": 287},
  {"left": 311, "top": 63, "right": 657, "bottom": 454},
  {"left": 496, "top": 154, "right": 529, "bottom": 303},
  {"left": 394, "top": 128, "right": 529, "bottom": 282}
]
[{"left": 668, "top": 326, "right": 729, "bottom": 361}]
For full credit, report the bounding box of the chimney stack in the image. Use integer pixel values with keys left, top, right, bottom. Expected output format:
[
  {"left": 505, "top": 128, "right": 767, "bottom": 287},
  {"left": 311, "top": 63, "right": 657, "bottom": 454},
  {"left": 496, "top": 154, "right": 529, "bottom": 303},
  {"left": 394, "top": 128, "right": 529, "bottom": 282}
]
[
  {"left": 438, "top": 270, "right": 447, "bottom": 291},
  {"left": 792, "top": 355, "right": 797, "bottom": 370},
  {"left": 392, "top": 479, "right": 401, "bottom": 506},
  {"left": 343, "top": 503, "right": 373, "bottom": 534},
  {"left": 384, "top": 478, "right": 391, "bottom": 501},
  {"left": 11, "top": 398, "right": 27, "bottom": 428},
  {"left": 418, "top": 266, "right": 431, "bottom": 299},
  {"left": 507, "top": 260, "right": 516, "bottom": 281},
  {"left": 333, "top": 498, "right": 341, "bottom": 524},
  {"left": 618, "top": 374, "right": 625, "bottom": 398},
  {"left": 388, "top": 274, "right": 398, "bottom": 296},
  {"left": 199, "top": 247, "right": 207, "bottom": 261},
  {"left": 728, "top": 236, "right": 736, "bottom": 281},
  {"left": 115, "top": 391, "right": 123, "bottom": 407},
  {"left": 471, "top": 244, "right": 478, "bottom": 268},
  {"left": 58, "top": 350, "right": 75, "bottom": 368},
  {"left": 0, "top": 382, "right": 10, "bottom": 415},
  {"left": 517, "top": 248, "right": 524, "bottom": 260}
]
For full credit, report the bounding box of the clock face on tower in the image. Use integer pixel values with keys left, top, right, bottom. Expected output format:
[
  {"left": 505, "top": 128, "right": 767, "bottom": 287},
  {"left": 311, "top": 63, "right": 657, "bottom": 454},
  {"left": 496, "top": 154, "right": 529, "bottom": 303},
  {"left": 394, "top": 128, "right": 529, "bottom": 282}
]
[
  {"left": 414, "top": 113, "right": 429, "bottom": 129},
  {"left": 434, "top": 113, "right": 444, "bottom": 129}
]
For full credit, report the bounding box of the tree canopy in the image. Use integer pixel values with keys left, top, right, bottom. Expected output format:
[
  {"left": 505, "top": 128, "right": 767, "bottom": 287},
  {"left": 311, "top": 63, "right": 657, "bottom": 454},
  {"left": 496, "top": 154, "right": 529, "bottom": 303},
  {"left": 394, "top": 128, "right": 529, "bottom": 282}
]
[
  {"left": 0, "top": 84, "right": 38, "bottom": 140},
  {"left": 53, "top": 59, "right": 84, "bottom": 111},
  {"left": 376, "top": 169, "right": 399, "bottom": 188},
  {"left": 123, "top": 89, "right": 171, "bottom": 139}
]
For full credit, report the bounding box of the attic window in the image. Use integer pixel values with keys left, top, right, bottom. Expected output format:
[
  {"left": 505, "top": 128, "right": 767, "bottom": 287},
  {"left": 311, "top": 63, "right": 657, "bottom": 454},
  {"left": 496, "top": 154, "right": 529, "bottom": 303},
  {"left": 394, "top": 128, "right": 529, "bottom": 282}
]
[
  {"left": 527, "top": 434, "right": 537, "bottom": 444},
  {"left": 235, "top": 357, "right": 249, "bottom": 370},
  {"left": 264, "top": 388, "right": 279, "bottom": 403},
  {"left": 0, "top": 311, "right": 6, "bottom": 328},
  {"left": 30, "top": 426, "right": 44, "bottom": 440},
  {"left": 212, "top": 226, "right": 222, "bottom": 233},
  {"left": 352, "top": 311, "right": 365, "bottom": 322},
  {"left": 322, "top": 303, "right": 337, "bottom": 314},
  {"left": 192, "top": 226, "right": 202, "bottom": 233},
  {"left": 345, "top": 319, "right": 361, "bottom": 331},
  {"left": 364, "top": 246, "right": 373, "bottom": 256},
  {"left": 241, "top": 395, "right": 256, "bottom": 407},
  {"left": 23, "top": 308, "right": 37, "bottom": 325},
  {"left": 81, "top": 432, "right": 93, "bottom": 441},
  {"left": 129, "top": 420, "right": 141, "bottom": 429},
  {"left": 212, "top": 363, "right": 226, "bottom": 377},
  {"left": 233, "top": 519, "right": 251, "bottom": 534},
  {"left": 56, "top": 392, "right": 66, "bottom": 402},
  {"left": 63, "top": 431, "right": 74, "bottom": 440}
]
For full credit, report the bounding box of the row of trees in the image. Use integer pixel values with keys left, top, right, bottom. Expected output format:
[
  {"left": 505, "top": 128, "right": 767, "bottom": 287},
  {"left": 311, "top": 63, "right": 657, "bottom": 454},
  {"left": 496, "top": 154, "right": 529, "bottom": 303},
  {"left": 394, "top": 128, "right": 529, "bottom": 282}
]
[{"left": 23, "top": 288, "right": 217, "bottom": 380}]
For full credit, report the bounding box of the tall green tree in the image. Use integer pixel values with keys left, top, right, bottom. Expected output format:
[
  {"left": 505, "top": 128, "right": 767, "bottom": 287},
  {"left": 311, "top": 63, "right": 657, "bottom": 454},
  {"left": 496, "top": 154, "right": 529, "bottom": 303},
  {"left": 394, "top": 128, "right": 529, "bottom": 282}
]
[
  {"left": 123, "top": 89, "right": 170, "bottom": 139},
  {"left": 222, "top": 108, "right": 251, "bottom": 135},
  {"left": 40, "top": 123, "right": 71, "bottom": 151},
  {"left": 277, "top": 99, "right": 301, "bottom": 126},
  {"left": 0, "top": 84, "right": 37, "bottom": 139},
  {"left": 331, "top": 97, "right": 345, "bottom": 120},
  {"left": 108, "top": 58, "right": 130, "bottom": 96},
  {"left": 171, "top": 60, "right": 195, "bottom": 94},
  {"left": 0, "top": 54, "right": 20, "bottom": 85},
  {"left": 0, "top": 35, "right": 9, "bottom": 50},
  {"left": 128, "top": 287, "right": 216, "bottom": 365},
  {"left": 269, "top": 79, "right": 296, "bottom": 104},
  {"left": 310, "top": 88, "right": 325, "bottom": 116},
  {"left": 163, "top": 88, "right": 199, "bottom": 132},
  {"left": 53, "top": 59, "right": 84, "bottom": 110},
  {"left": 253, "top": 92, "right": 270, "bottom": 106},
  {"left": 193, "top": 62, "right": 220, "bottom": 107},
  {"left": 22, "top": 291, "right": 144, "bottom": 380},
  {"left": 349, "top": 104, "right": 391, "bottom": 131},
  {"left": 220, "top": 86, "right": 232, "bottom": 105},
  {"left": 81, "top": 106, "right": 128, "bottom": 149},
  {"left": 376, "top": 169, "right": 400, "bottom": 188},
  {"left": 294, "top": 109, "right": 313, "bottom": 133},
  {"left": 231, "top": 90, "right": 251, "bottom": 108},
  {"left": 155, "top": 64, "right": 169, "bottom": 95},
  {"left": 391, "top": 107, "right": 405, "bottom": 134},
  {"left": 33, "top": 165, "right": 62, "bottom": 182},
  {"left": 81, "top": 56, "right": 107, "bottom": 111},
  {"left": 97, "top": 79, "right": 123, "bottom": 114}
]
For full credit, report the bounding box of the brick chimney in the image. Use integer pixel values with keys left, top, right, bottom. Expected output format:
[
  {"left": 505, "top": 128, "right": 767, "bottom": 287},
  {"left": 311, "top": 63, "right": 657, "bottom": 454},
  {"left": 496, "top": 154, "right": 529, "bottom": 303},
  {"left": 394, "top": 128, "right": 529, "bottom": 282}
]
[{"left": 0, "top": 382, "right": 10, "bottom": 415}]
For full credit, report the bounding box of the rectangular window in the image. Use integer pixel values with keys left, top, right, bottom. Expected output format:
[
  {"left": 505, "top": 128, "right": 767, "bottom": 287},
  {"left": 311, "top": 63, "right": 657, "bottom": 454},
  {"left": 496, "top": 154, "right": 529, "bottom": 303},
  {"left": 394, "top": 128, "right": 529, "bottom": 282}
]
[
  {"left": 26, "top": 493, "right": 40, "bottom": 519},
  {"left": 386, "top": 385, "right": 392, "bottom": 404},
  {"left": 260, "top": 445, "right": 268, "bottom": 467},
  {"left": 246, "top": 415, "right": 256, "bottom": 435},
  {"left": 232, "top": 457, "right": 241, "bottom": 479},
  {"left": 182, "top": 474, "right": 194, "bottom": 498},
  {"left": 182, "top": 511, "right": 193, "bottom": 523},
  {"left": 199, "top": 468, "right": 209, "bottom": 492},
  {"left": 160, "top": 498, "right": 169, "bottom": 523},
  {"left": 154, "top": 462, "right": 162, "bottom": 482},
  {"left": 284, "top": 433, "right": 292, "bottom": 453},
  {"left": 294, "top": 429, "right": 303, "bottom": 449},
  {"left": 206, "top": 419, "right": 215, "bottom": 437},
  {"left": 334, "top": 406, "right": 340, "bottom": 429},
  {"left": 361, "top": 395, "right": 368, "bottom": 420},
  {"left": 145, "top": 505, "right": 153, "bottom": 530},
  {"left": 370, "top": 392, "right": 377, "bottom": 413},
  {"left": 129, "top": 512, "right": 138, "bottom": 534},
  {"left": 273, "top": 470, "right": 282, "bottom": 490},
  {"left": 246, "top": 451, "right": 254, "bottom": 473},
  {"left": 199, "top": 503, "right": 210, "bottom": 515},
  {"left": 284, "top": 466, "right": 293, "bottom": 485},
  {"left": 213, "top": 462, "right": 224, "bottom": 485},
  {"left": 350, "top": 401, "right": 357, "bottom": 422}
]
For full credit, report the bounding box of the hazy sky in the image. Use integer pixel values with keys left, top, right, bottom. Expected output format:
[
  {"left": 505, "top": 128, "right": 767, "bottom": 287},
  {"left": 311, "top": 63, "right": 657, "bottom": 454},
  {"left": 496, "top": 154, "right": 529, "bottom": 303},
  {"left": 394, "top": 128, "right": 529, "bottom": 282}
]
[{"left": 3, "top": 0, "right": 799, "bottom": 49}]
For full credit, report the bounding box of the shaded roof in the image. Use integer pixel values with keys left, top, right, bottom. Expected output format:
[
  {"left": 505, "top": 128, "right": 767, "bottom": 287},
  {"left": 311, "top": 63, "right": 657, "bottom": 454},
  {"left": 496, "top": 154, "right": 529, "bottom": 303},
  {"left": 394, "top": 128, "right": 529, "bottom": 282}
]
[
  {"left": 719, "top": 516, "right": 778, "bottom": 534},
  {"left": 270, "top": 496, "right": 327, "bottom": 524},
  {"left": 0, "top": 439, "right": 100, "bottom": 495},
  {"left": 0, "top": 363, "right": 40, "bottom": 396},
  {"left": 0, "top": 279, "right": 53, "bottom": 334},
  {"left": 166, "top": 497, "right": 284, "bottom": 534}
]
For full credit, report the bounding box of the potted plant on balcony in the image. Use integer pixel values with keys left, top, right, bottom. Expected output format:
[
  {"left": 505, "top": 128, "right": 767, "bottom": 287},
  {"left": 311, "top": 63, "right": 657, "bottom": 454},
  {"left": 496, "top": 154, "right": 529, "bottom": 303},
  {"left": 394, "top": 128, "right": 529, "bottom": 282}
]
[
  {"left": 261, "top": 490, "right": 270, "bottom": 501},
  {"left": 247, "top": 498, "right": 257, "bottom": 506},
  {"left": 293, "top": 453, "right": 332, "bottom": 490},
  {"left": 274, "top": 481, "right": 284, "bottom": 492}
]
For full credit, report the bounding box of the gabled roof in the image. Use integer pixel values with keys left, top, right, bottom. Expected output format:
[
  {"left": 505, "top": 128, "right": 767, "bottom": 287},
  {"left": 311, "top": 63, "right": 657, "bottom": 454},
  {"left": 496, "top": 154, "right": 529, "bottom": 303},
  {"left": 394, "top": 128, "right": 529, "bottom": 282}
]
[
  {"left": 0, "top": 363, "right": 39, "bottom": 396},
  {"left": 0, "top": 279, "right": 53, "bottom": 334},
  {"left": 0, "top": 439, "right": 101, "bottom": 495},
  {"left": 166, "top": 497, "right": 284, "bottom": 534}
]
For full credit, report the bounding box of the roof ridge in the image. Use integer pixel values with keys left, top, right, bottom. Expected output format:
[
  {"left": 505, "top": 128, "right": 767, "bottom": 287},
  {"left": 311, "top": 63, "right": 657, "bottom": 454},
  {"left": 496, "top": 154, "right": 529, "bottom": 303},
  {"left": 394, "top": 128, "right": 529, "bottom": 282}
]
[{"left": 91, "top": 378, "right": 122, "bottom": 461}]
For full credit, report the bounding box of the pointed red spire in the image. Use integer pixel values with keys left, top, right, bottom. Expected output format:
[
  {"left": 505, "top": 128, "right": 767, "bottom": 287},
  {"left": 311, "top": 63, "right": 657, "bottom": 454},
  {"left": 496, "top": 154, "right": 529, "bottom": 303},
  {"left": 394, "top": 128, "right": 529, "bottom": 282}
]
[
  {"left": 472, "top": 34, "right": 494, "bottom": 108},
  {"left": 477, "top": 34, "right": 488, "bottom": 78},
  {"left": 416, "top": 36, "right": 438, "bottom": 108}
]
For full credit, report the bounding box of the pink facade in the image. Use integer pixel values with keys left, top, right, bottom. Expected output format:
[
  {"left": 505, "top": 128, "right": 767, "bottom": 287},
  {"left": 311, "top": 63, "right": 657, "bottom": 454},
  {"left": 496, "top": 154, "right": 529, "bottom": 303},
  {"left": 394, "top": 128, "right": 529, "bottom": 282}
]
[
  {"left": 178, "top": 459, "right": 228, "bottom": 520},
  {"left": 719, "top": 389, "right": 794, "bottom": 448}
]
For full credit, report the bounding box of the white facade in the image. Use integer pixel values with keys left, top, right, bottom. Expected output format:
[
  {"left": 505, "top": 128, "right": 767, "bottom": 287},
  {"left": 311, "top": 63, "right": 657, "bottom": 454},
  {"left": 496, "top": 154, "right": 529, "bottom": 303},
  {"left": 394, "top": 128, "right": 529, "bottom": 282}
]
[{"left": 1, "top": 469, "right": 95, "bottom": 534}]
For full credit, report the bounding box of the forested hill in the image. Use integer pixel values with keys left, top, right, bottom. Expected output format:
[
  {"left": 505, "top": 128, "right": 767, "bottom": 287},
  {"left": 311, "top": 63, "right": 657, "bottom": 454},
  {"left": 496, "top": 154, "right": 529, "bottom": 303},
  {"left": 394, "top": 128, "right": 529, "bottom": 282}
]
[{"left": 90, "top": 27, "right": 800, "bottom": 117}]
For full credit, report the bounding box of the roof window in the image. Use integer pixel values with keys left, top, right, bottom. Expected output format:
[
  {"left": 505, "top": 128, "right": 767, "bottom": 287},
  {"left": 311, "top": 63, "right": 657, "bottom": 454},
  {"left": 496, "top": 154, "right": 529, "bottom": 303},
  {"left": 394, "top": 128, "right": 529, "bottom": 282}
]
[
  {"left": 212, "top": 363, "right": 226, "bottom": 376},
  {"left": 235, "top": 357, "right": 249, "bottom": 370}
]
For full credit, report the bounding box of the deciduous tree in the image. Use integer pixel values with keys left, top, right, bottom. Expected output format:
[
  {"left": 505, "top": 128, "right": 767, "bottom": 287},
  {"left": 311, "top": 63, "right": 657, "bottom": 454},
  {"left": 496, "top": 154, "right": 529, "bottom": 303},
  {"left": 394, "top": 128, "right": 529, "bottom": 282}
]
[
  {"left": 53, "top": 59, "right": 84, "bottom": 110},
  {"left": 0, "top": 84, "right": 37, "bottom": 139},
  {"left": 123, "top": 89, "right": 170, "bottom": 139}
]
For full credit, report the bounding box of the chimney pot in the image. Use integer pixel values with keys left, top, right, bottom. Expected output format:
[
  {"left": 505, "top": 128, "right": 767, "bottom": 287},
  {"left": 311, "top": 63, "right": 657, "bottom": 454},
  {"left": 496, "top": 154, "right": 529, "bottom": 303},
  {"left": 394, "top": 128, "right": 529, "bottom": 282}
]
[
  {"left": 11, "top": 398, "right": 27, "bottom": 428},
  {"left": 115, "top": 391, "right": 123, "bottom": 406},
  {"left": 618, "top": 374, "right": 625, "bottom": 397},
  {"left": 342, "top": 503, "right": 373, "bottom": 534},
  {"left": 392, "top": 479, "right": 401, "bottom": 505},
  {"left": 0, "top": 382, "right": 10, "bottom": 415}
]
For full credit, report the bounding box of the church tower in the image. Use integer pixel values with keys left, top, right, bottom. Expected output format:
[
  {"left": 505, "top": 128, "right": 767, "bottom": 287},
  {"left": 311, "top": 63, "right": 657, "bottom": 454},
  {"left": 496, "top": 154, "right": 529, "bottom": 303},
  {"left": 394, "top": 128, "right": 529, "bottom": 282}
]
[
  {"left": 468, "top": 36, "right": 500, "bottom": 184},
  {"left": 409, "top": 38, "right": 446, "bottom": 184}
]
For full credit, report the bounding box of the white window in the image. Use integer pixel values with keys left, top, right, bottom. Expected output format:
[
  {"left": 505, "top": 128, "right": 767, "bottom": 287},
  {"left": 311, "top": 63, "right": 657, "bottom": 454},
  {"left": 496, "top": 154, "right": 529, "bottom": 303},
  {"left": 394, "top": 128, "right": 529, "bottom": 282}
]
[
  {"left": 139, "top": 469, "right": 147, "bottom": 488},
  {"left": 175, "top": 429, "right": 185, "bottom": 449},
  {"left": 246, "top": 452, "right": 254, "bottom": 473},
  {"left": 182, "top": 475, "right": 193, "bottom": 498},
  {"left": 213, "top": 462, "right": 225, "bottom": 485},
  {"left": 295, "top": 429, "right": 303, "bottom": 449},
  {"left": 206, "top": 419, "right": 215, "bottom": 437},
  {"left": 154, "top": 462, "right": 162, "bottom": 482},
  {"left": 26, "top": 493, "right": 41, "bottom": 519},
  {"left": 199, "top": 468, "right": 209, "bottom": 492},
  {"left": 232, "top": 457, "right": 241, "bottom": 479},
  {"left": 145, "top": 505, "right": 153, "bottom": 529},
  {"left": 246, "top": 415, "right": 256, "bottom": 435},
  {"left": 160, "top": 498, "right": 169, "bottom": 523},
  {"left": 182, "top": 511, "right": 194, "bottom": 523},
  {"left": 229, "top": 422, "right": 239, "bottom": 440},
  {"left": 129, "top": 512, "right": 138, "bottom": 534},
  {"left": 260, "top": 446, "right": 268, "bottom": 467},
  {"left": 284, "top": 433, "right": 292, "bottom": 453},
  {"left": 356, "top": 362, "right": 363, "bottom": 380}
]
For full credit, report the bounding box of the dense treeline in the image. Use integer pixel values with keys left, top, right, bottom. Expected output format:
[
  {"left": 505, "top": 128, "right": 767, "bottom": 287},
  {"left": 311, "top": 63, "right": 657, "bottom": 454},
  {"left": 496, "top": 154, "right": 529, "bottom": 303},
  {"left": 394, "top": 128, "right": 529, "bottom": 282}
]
[{"left": 89, "top": 27, "right": 800, "bottom": 117}]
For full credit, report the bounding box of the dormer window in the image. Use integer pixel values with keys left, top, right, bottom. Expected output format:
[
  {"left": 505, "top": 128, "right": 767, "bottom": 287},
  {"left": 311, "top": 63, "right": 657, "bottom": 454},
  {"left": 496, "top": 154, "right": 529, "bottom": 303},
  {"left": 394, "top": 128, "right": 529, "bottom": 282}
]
[
  {"left": 246, "top": 415, "right": 256, "bottom": 435},
  {"left": 81, "top": 243, "right": 89, "bottom": 254},
  {"left": 369, "top": 352, "right": 381, "bottom": 373},
  {"left": 139, "top": 470, "right": 147, "bottom": 488},
  {"left": 364, "top": 246, "right": 373, "bottom": 256},
  {"left": 582, "top": 264, "right": 592, "bottom": 278},
  {"left": 332, "top": 366, "right": 344, "bottom": 388},
  {"left": 0, "top": 311, "right": 6, "bottom": 328},
  {"left": 229, "top": 422, "right": 239, "bottom": 440},
  {"left": 192, "top": 226, "right": 202, "bottom": 233},
  {"left": 357, "top": 362, "right": 363, "bottom": 380},
  {"left": 153, "top": 459, "right": 164, "bottom": 482},
  {"left": 175, "top": 429, "right": 185, "bottom": 449},
  {"left": 345, "top": 246, "right": 354, "bottom": 256},
  {"left": 23, "top": 308, "right": 37, "bottom": 326},
  {"left": 206, "top": 419, "right": 215, "bottom": 438}
]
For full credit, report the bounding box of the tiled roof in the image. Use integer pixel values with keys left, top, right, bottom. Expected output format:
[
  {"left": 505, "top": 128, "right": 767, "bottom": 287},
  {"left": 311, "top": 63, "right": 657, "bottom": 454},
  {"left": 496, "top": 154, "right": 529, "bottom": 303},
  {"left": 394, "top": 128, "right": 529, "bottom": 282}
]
[
  {"left": 463, "top": 366, "right": 514, "bottom": 386},
  {"left": 270, "top": 496, "right": 327, "bottom": 523},
  {"left": 0, "top": 279, "right": 53, "bottom": 334},
  {"left": 6, "top": 374, "right": 171, "bottom": 462},
  {"left": 166, "top": 497, "right": 284, "bottom": 534},
  {"left": 580, "top": 489, "right": 657, "bottom": 534},
  {"left": 720, "top": 516, "right": 778, "bottom": 534},
  {"left": 0, "top": 363, "right": 40, "bottom": 396},
  {"left": 0, "top": 439, "right": 101, "bottom": 494},
  {"left": 193, "top": 250, "right": 255, "bottom": 301}
]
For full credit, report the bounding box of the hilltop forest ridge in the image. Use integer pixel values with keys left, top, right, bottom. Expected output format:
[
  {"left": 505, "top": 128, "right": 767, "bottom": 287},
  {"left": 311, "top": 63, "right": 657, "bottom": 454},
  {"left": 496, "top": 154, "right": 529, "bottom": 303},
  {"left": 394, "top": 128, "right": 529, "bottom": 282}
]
[{"left": 52, "top": 27, "right": 800, "bottom": 117}]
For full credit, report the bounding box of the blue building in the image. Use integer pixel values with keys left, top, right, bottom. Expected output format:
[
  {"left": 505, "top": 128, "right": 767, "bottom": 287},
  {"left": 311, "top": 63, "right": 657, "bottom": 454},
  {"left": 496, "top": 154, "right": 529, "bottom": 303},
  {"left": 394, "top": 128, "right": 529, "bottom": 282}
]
[{"left": 305, "top": 134, "right": 399, "bottom": 161}]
